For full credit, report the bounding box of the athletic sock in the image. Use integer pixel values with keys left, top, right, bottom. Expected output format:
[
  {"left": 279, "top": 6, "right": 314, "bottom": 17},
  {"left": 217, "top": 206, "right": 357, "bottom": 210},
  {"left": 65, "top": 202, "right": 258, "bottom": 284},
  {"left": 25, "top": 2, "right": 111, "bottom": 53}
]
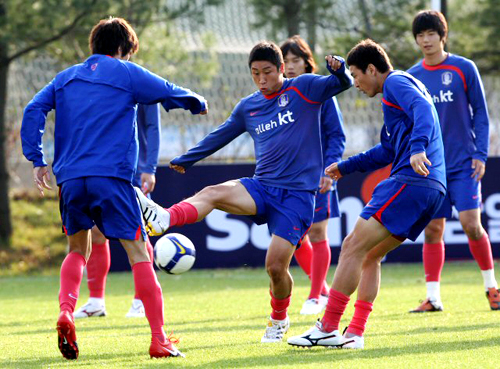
[
  {"left": 321, "top": 289, "right": 350, "bottom": 333},
  {"left": 481, "top": 269, "right": 498, "bottom": 290},
  {"left": 87, "top": 240, "right": 110, "bottom": 299},
  {"left": 167, "top": 201, "right": 198, "bottom": 227},
  {"left": 469, "top": 233, "right": 494, "bottom": 270},
  {"left": 423, "top": 242, "right": 444, "bottom": 301},
  {"left": 134, "top": 237, "right": 155, "bottom": 300},
  {"left": 346, "top": 300, "right": 373, "bottom": 337},
  {"left": 309, "top": 239, "right": 331, "bottom": 300},
  {"left": 59, "top": 252, "right": 86, "bottom": 313},
  {"left": 132, "top": 261, "right": 166, "bottom": 343},
  {"left": 270, "top": 290, "right": 291, "bottom": 321},
  {"left": 294, "top": 238, "right": 312, "bottom": 279}
]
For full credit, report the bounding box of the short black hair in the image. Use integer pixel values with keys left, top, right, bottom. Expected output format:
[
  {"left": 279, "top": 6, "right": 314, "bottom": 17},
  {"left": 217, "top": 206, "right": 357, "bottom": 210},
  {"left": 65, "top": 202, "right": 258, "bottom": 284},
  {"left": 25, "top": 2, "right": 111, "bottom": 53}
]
[
  {"left": 346, "top": 39, "right": 393, "bottom": 73},
  {"left": 412, "top": 10, "right": 448, "bottom": 41},
  {"left": 89, "top": 17, "right": 139, "bottom": 57},
  {"left": 280, "top": 35, "right": 317, "bottom": 74},
  {"left": 248, "top": 41, "right": 283, "bottom": 71}
]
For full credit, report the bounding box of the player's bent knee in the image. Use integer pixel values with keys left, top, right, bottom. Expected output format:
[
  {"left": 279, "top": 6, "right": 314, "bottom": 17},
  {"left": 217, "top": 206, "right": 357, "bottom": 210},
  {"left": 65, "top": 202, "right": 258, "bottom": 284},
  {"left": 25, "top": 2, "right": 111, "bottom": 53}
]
[
  {"left": 266, "top": 262, "right": 287, "bottom": 280},
  {"left": 462, "top": 223, "right": 484, "bottom": 240}
]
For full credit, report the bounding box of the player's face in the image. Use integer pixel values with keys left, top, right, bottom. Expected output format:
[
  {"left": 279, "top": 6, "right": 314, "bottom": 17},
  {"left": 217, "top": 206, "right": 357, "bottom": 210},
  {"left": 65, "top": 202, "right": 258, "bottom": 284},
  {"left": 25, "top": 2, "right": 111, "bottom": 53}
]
[
  {"left": 283, "top": 52, "right": 307, "bottom": 78},
  {"left": 251, "top": 61, "right": 284, "bottom": 95},
  {"left": 349, "top": 65, "right": 379, "bottom": 97},
  {"left": 415, "top": 29, "right": 444, "bottom": 56}
]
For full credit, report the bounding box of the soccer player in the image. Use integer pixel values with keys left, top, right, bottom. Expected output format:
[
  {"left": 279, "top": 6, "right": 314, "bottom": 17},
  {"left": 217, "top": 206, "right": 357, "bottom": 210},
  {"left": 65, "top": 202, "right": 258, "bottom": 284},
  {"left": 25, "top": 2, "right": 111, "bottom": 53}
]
[
  {"left": 134, "top": 41, "right": 353, "bottom": 342},
  {"left": 74, "top": 103, "right": 160, "bottom": 319},
  {"left": 287, "top": 39, "right": 446, "bottom": 349},
  {"left": 21, "top": 17, "right": 207, "bottom": 360},
  {"left": 407, "top": 10, "right": 499, "bottom": 312},
  {"left": 280, "top": 35, "right": 346, "bottom": 315}
]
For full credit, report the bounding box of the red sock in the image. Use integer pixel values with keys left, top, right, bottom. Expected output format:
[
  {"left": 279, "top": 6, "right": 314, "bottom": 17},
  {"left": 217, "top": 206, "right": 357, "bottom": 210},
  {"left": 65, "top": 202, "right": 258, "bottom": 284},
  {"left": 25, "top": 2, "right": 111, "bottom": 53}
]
[
  {"left": 310, "top": 240, "right": 331, "bottom": 299},
  {"left": 321, "top": 289, "right": 350, "bottom": 333},
  {"left": 294, "top": 238, "right": 312, "bottom": 277},
  {"left": 87, "top": 240, "right": 110, "bottom": 298},
  {"left": 59, "top": 252, "right": 86, "bottom": 313},
  {"left": 167, "top": 201, "right": 198, "bottom": 227},
  {"left": 423, "top": 242, "right": 445, "bottom": 282},
  {"left": 469, "top": 233, "right": 494, "bottom": 270},
  {"left": 346, "top": 300, "right": 373, "bottom": 336},
  {"left": 270, "top": 290, "right": 291, "bottom": 321},
  {"left": 134, "top": 238, "right": 155, "bottom": 300},
  {"left": 132, "top": 262, "right": 166, "bottom": 343}
]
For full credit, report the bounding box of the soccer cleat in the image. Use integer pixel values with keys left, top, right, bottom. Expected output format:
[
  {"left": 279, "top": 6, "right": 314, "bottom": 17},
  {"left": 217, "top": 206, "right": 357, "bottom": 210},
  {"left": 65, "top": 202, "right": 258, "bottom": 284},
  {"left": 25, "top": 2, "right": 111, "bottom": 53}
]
[
  {"left": 149, "top": 336, "right": 185, "bottom": 358},
  {"left": 287, "top": 320, "right": 342, "bottom": 347},
  {"left": 339, "top": 327, "right": 364, "bottom": 349},
  {"left": 56, "top": 311, "right": 79, "bottom": 360},
  {"left": 134, "top": 187, "right": 170, "bottom": 236},
  {"left": 74, "top": 300, "right": 106, "bottom": 319},
  {"left": 300, "top": 298, "right": 325, "bottom": 315},
  {"left": 261, "top": 316, "right": 290, "bottom": 343},
  {"left": 126, "top": 299, "right": 146, "bottom": 318},
  {"left": 486, "top": 287, "right": 500, "bottom": 310},
  {"left": 409, "top": 298, "right": 443, "bottom": 313},
  {"left": 319, "top": 294, "right": 329, "bottom": 307}
]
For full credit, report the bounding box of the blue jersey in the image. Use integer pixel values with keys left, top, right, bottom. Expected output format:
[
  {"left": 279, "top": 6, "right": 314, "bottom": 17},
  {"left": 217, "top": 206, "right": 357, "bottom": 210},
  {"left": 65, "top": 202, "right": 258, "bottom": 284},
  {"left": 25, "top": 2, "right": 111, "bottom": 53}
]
[
  {"left": 21, "top": 54, "right": 206, "bottom": 185},
  {"left": 171, "top": 61, "right": 353, "bottom": 191},
  {"left": 338, "top": 71, "right": 446, "bottom": 193},
  {"left": 320, "top": 97, "right": 345, "bottom": 191},
  {"left": 407, "top": 54, "right": 489, "bottom": 176},
  {"left": 134, "top": 104, "right": 161, "bottom": 187}
]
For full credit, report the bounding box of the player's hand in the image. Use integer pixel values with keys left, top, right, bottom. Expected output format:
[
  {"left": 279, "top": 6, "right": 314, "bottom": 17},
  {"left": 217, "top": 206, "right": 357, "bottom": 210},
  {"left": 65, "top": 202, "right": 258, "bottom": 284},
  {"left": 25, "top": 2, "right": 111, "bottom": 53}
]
[
  {"left": 33, "top": 166, "right": 52, "bottom": 197},
  {"left": 410, "top": 152, "right": 431, "bottom": 176},
  {"left": 325, "top": 55, "right": 343, "bottom": 72},
  {"left": 471, "top": 159, "right": 485, "bottom": 181},
  {"left": 200, "top": 108, "right": 208, "bottom": 115},
  {"left": 169, "top": 163, "right": 186, "bottom": 174},
  {"left": 325, "top": 162, "right": 343, "bottom": 181},
  {"left": 318, "top": 176, "right": 333, "bottom": 194},
  {"left": 140, "top": 172, "right": 156, "bottom": 194}
]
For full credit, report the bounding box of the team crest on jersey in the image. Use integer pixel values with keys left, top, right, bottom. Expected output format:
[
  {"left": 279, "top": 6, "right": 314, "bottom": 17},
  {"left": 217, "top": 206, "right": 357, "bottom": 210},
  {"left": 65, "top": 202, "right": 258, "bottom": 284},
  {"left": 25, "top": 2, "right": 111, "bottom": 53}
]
[
  {"left": 441, "top": 71, "right": 453, "bottom": 86},
  {"left": 278, "top": 94, "right": 289, "bottom": 107}
]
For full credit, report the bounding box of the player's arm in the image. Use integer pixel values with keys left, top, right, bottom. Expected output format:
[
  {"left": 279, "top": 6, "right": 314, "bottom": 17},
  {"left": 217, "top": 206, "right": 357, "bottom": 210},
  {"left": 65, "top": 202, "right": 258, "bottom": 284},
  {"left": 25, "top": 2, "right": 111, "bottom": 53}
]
[
  {"left": 126, "top": 62, "right": 208, "bottom": 115},
  {"left": 139, "top": 104, "right": 161, "bottom": 194},
  {"left": 21, "top": 79, "right": 56, "bottom": 195},
  {"left": 388, "top": 76, "right": 436, "bottom": 176},
  {"left": 320, "top": 98, "right": 345, "bottom": 192},
  {"left": 297, "top": 57, "right": 353, "bottom": 103},
  {"left": 170, "top": 101, "right": 247, "bottom": 173},
  {"left": 466, "top": 61, "right": 489, "bottom": 180},
  {"left": 330, "top": 130, "right": 394, "bottom": 179}
]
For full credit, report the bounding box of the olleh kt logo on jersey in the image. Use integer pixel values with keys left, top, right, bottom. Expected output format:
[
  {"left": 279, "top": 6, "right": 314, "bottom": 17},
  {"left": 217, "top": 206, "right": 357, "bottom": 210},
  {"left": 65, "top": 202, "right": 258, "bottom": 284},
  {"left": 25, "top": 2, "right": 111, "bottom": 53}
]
[{"left": 254, "top": 110, "right": 295, "bottom": 135}]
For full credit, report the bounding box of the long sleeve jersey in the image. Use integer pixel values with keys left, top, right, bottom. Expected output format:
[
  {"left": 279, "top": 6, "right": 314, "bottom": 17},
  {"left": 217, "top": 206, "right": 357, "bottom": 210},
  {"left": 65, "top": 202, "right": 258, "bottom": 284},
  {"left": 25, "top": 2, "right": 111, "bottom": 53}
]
[
  {"left": 407, "top": 54, "right": 489, "bottom": 176},
  {"left": 338, "top": 71, "right": 446, "bottom": 194},
  {"left": 320, "top": 97, "right": 346, "bottom": 191},
  {"left": 133, "top": 103, "right": 161, "bottom": 187},
  {"left": 21, "top": 54, "right": 206, "bottom": 185},
  {"left": 171, "top": 60, "right": 353, "bottom": 191}
]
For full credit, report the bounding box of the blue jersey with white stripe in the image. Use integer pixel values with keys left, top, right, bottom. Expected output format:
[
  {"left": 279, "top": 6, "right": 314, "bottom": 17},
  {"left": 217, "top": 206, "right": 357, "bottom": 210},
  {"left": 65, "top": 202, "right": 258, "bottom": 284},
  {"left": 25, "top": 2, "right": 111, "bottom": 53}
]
[
  {"left": 171, "top": 61, "right": 353, "bottom": 191},
  {"left": 338, "top": 71, "right": 446, "bottom": 193},
  {"left": 21, "top": 54, "right": 206, "bottom": 185},
  {"left": 407, "top": 54, "right": 489, "bottom": 176}
]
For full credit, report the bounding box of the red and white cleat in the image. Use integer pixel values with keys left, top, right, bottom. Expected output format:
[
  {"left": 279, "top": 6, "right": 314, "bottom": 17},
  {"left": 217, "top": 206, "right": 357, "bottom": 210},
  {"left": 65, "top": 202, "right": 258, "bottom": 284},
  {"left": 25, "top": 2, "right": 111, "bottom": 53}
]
[
  {"left": 149, "top": 336, "right": 185, "bottom": 358},
  {"left": 56, "top": 311, "right": 79, "bottom": 360},
  {"left": 409, "top": 298, "right": 443, "bottom": 313},
  {"left": 486, "top": 288, "right": 500, "bottom": 310}
]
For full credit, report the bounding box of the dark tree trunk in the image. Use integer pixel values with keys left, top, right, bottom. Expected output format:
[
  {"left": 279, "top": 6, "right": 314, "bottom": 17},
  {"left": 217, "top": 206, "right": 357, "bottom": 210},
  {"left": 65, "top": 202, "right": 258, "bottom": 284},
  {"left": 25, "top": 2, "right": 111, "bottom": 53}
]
[{"left": 285, "top": 0, "right": 301, "bottom": 37}]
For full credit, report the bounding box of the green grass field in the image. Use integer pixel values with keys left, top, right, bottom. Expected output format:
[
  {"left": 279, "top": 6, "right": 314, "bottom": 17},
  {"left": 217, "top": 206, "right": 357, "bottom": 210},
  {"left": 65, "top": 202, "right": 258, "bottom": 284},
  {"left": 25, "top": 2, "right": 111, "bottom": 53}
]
[{"left": 1, "top": 262, "right": 499, "bottom": 368}]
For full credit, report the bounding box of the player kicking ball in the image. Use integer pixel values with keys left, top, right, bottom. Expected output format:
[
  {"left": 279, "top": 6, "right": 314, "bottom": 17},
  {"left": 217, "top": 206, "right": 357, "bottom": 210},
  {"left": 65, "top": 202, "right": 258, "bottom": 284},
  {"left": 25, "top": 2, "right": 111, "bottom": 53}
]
[
  {"left": 21, "top": 17, "right": 207, "bottom": 360},
  {"left": 287, "top": 39, "right": 446, "bottom": 349},
  {"left": 407, "top": 10, "right": 499, "bottom": 313},
  {"left": 134, "top": 41, "right": 353, "bottom": 343}
]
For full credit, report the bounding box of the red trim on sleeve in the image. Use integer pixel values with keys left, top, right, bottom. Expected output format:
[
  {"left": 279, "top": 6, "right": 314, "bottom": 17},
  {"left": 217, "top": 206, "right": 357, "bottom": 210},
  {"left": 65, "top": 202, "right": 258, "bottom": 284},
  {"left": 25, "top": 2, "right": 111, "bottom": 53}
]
[
  {"left": 422, "top": 60, "right": 467, "bottom": 92},
  {"left": 382, "top": 98, "right": 403, "bottom": 110},
  {"left": 263, "top": 86, "right": 320, "bottom": 104}
]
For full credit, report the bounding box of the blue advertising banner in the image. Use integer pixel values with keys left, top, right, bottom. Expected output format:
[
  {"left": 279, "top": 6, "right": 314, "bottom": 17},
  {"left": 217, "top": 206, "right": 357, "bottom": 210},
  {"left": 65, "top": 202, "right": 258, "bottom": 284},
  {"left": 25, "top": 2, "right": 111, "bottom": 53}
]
[{"left": 110, "top": 160, "right": 500, "bottom": 271}]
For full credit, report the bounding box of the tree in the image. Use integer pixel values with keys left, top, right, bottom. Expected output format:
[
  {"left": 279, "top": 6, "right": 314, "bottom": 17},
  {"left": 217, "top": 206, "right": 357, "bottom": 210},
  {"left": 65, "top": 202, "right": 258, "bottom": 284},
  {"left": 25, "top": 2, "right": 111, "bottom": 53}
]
[{"left": 0, "top": 0, "right": 223, "bottom": 248}]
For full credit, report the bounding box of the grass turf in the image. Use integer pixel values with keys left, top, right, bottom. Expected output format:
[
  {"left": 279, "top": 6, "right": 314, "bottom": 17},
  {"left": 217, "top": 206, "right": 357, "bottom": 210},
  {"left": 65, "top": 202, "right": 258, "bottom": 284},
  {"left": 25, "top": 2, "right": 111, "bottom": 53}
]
[{"left": 1, "top": 262, "right": 499, "bottom": 368}]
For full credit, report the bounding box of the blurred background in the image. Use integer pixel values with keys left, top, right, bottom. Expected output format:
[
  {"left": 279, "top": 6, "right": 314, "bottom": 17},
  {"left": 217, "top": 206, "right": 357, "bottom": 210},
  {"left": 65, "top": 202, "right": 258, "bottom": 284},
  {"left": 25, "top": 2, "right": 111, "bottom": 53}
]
[{"left": 1, "top": 0, "right": 499, "bottom": 271}]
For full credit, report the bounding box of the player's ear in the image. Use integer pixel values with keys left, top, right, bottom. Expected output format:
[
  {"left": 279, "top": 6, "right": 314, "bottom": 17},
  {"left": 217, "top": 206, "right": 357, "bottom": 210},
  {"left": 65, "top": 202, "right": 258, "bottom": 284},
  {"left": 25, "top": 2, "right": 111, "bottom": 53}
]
[
  {"left": 279, "top": 63, "right": 285, "bottom": 74},
  {"left": 367, "top": 64, "right": 376, "bottom": 76}
]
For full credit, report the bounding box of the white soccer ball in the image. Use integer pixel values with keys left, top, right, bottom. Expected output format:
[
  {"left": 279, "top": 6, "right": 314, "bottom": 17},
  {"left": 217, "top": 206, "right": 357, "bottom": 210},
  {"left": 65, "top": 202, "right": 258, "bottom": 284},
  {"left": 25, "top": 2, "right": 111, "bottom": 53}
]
[{"left": 154, "top": 233, "right": 196, "bottom": 274}]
